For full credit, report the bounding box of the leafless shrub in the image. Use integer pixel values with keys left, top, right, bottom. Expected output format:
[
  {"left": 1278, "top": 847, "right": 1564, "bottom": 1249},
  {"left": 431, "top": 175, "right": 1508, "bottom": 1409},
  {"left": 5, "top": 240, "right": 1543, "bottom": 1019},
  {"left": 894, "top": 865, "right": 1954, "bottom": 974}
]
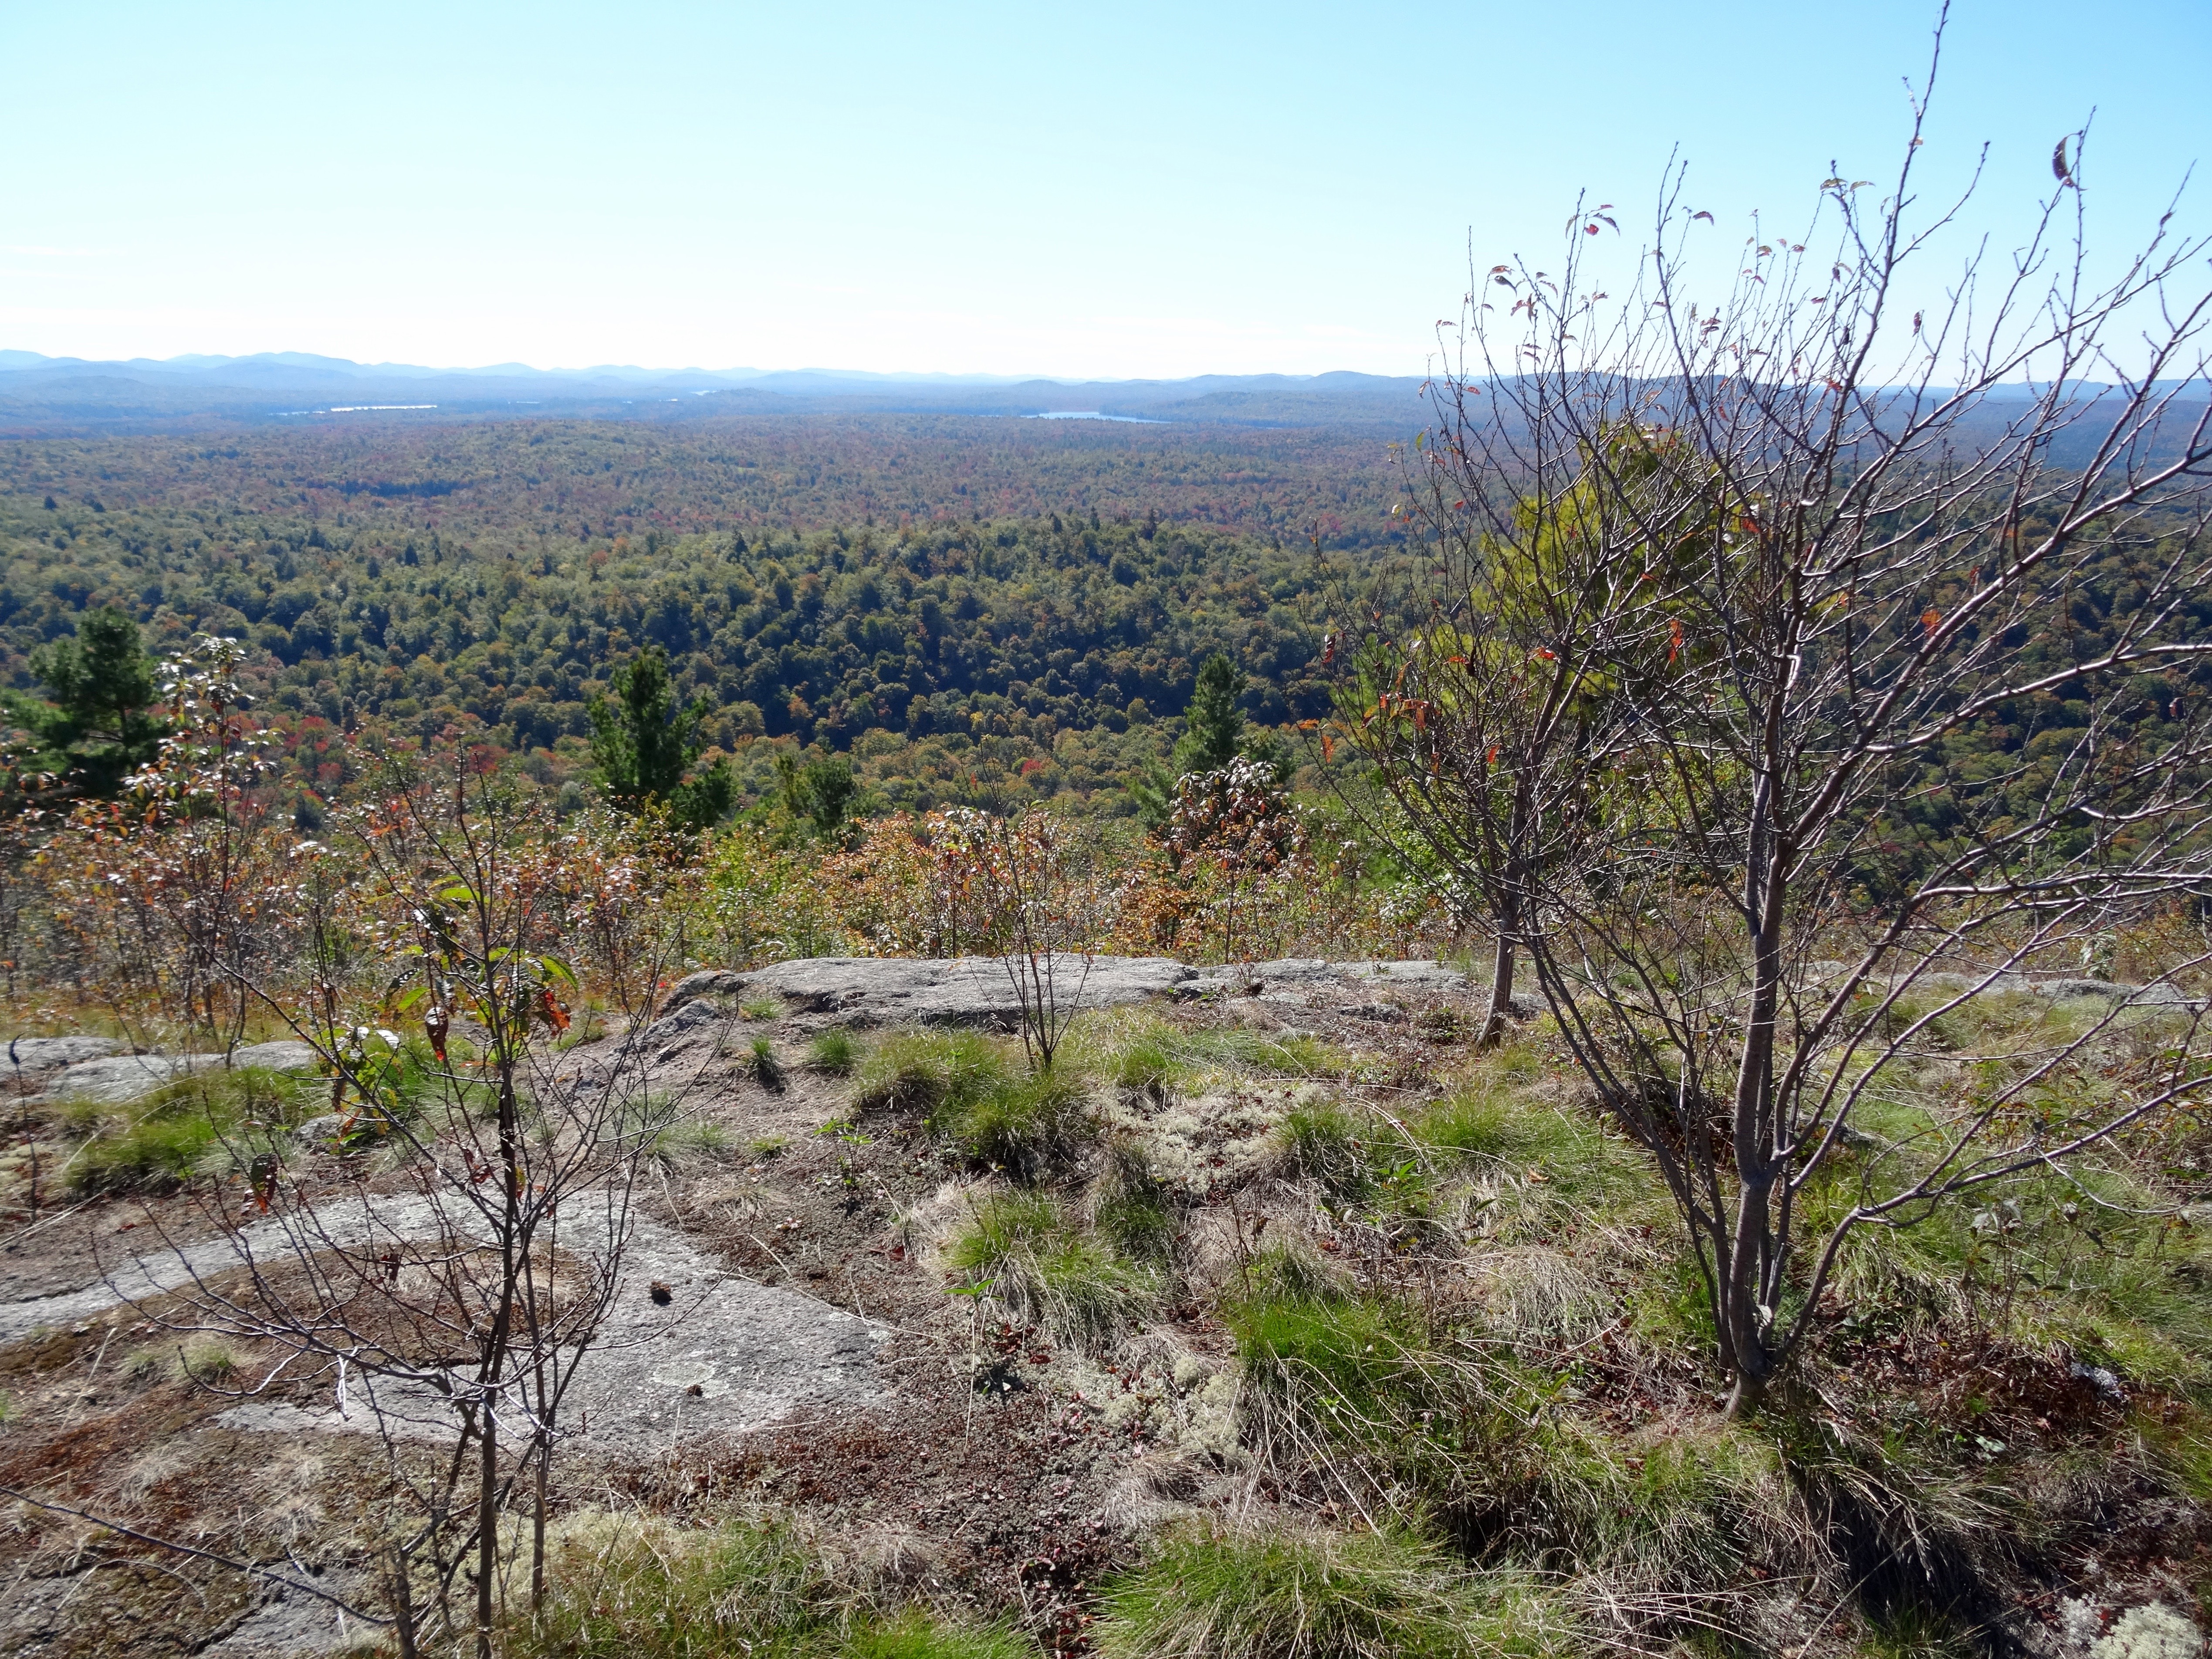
[{"left": 1354, "top": 17, "right": 2212, "bottom": 1412}]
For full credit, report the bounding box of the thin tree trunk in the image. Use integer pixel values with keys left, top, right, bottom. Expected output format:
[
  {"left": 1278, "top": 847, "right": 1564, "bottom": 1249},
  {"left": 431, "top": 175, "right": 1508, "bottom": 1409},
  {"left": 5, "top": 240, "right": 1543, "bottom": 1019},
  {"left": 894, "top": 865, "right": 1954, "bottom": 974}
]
[
  {"left": 1722, "top": 755, "right": 1790, "bottom": 1418},
  {"left": 389, "top": 1544, "right": 419, "bottom": 1659},
  {"left": 1480, "top": 782, "right": 1533, "bottom": 1049},
  {"left": 1480, "top": 926, "right": 1516, "bottom": 1048},
  {"left": 475, "top": 1386, "right": 499, "bottom": 1659},
  {"left": 531, "top": 1436, "right": 548, "bottom": 1614}
]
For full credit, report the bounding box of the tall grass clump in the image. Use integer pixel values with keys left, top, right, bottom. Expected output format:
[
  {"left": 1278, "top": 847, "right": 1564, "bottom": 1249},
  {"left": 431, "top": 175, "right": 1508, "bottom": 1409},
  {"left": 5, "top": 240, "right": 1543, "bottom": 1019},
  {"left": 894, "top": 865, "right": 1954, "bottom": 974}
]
[
  {"left": 852, "top": 1029, "right": 1008, "bottom": 1117},
  {"left": 945, "top": 1067, "right": 1095, "bottom": 1179},
  {"left": 943, "top": 1191, "right": 1156, "bottom": 1348},
  {"left": 1092, "top": 1524, "right": 1567, "bottom": 1659},
  {"left": 1277, "top": 1097, "right": 1375, "bottom": 1200},
  {"left": 514, "top": 1511, "right": 1038, "bottom": 1659},
  {"left": 839, "top": 1611, "right": 1038, "bottom": 1659},
  {"left": 65, "top": 1065, "right": 313, "bottom": 1195},
  {"left": 513, "top": 1513, "right": 851, "bottom": 1659},
  {"left": 1095, "top": 1142, "right": 1180, "bottom": 1264},
  {"left": 1084, "top": 1015, "right": 1347, "bottom": 1094},
  {"left": 1228, "top": 1249, "right": 1454, "bottom": 1433},
  {"left": 808, "top": 1029, "right": 859, "bottom": 1075},
  {"left": 1463, "top": 1419, "right": 1803, "bottom": 1617},
  {"left": 1109, "top": 1027, "right": 1183, "bottom": 1098}
]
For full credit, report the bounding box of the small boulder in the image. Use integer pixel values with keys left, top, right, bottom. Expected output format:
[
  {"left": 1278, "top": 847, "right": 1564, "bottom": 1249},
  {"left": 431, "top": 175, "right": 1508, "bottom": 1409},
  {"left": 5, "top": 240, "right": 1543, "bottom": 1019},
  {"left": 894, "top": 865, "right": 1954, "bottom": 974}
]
[
  {"left": 230, "top": 1039, "right": 320, "bottom": 1073},
  {"left": 660, "top": 969, "right": 749, "bottom": 1013},
  {"left": 740, "top": 954, "right": 1199, "bottom": 1029},
  {"left": 39, "top": 1052, "right": 217, "bottom": 1104},
  {"left": 0, "top": 1036, "right": 126, "bottom": 1074},
  {"left": 40, "top": 1040, "right": 320, "bottom": 1104}
]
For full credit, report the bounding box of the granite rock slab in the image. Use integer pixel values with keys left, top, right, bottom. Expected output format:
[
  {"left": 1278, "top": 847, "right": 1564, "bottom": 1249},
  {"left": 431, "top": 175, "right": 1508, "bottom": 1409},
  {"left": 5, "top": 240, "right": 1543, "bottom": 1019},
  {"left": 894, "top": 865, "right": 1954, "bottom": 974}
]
[
  {"left": 663, "top": 954, "right": 1491, "bottom": 1030},
  {"left": 0, "top": 1035, "right": 125, "bottom": 1074},
  {"left": 37, "top": 1039, "right": 321, "bottom": 1104}
]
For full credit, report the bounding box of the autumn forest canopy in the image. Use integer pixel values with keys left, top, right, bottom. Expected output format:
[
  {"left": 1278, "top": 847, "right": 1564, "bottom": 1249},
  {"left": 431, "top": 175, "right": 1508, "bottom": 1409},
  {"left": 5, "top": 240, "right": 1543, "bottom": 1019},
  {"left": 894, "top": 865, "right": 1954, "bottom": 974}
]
[{"left": 0, "top": 415, "right": 1417, "bottom": 818}]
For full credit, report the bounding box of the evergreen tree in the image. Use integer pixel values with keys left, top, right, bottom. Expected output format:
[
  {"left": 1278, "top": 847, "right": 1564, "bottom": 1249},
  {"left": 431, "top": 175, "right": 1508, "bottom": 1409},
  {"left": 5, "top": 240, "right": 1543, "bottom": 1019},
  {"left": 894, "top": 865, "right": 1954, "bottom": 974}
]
[
  {"left": 1130, "top": 651, "right": 1278, "bottom": 830},
  {"left": 771, "top": 750, "right": 857, "bottom": 843},
  {"left": 1, "top": 605, "right": 163, "bottom": 796},
  {"left": 1172, "top": 652, "right": 1248, "bottom": 774},
  {"left": 588, "top": 646, "right": 731, "bottom": 829}
]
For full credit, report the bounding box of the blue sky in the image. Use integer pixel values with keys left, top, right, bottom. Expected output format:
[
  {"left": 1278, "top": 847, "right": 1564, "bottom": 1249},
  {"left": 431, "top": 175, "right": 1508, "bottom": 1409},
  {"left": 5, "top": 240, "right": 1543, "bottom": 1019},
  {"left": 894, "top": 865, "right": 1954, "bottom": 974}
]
[{"left": 1, "top": 0, "right": 2204, "bottom": 379}]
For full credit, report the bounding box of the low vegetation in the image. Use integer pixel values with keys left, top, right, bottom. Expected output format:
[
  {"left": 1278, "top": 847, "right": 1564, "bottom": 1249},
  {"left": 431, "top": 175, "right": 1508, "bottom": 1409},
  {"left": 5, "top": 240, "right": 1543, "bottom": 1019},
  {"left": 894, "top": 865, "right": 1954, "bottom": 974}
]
[{"left": 61, "top": 1064, "right": 314, "bottom": 1195}]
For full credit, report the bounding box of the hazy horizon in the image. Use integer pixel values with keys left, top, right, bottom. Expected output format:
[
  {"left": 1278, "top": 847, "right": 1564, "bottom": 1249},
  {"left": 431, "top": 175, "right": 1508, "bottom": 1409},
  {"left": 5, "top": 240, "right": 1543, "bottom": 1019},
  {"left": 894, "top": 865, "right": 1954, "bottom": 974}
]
[{"left": 0, "top": 350, "right": 1416, "bottom": 385}]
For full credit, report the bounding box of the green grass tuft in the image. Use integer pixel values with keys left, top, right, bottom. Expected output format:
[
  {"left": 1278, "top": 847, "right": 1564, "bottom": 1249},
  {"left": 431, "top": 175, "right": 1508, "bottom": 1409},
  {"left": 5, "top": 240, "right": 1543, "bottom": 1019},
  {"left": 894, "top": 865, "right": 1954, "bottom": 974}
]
[
  {"left": 944, "top": 1191, "right": 1156, "bottom": 1348},
  {"left": 808, "top": 1029, "right": 859, "bottom": 1074},
  {"left": 836, "top": 1611, "right": 1037, "bottom": 1659},
  {"left": 513, "top": 1513, "right": 849, "bottom": 1659},
  {"left": 750, "top": 1035, "right": 788, "bottom": 1092},
  {"left": 182, "top": 1336, "right": 238, "bottom": 1384},
  {"left": 66, "top": 1066, "right": 315, "bottom": 1196},
  {"left": 852, "top": 1029, "right": 1008, "bottom": 1117},
  {"left": 1278, "top": 1097, "right": 1373, "bottom": 1200},
  {"left": 649, "top": 1116, "right": 734, "bottom": 1165},
  {"left": 941, "top": 1068, "right": 1094, "bottom": 1179},
  {"left": 1096, "top": 1142, "right": 1179, "bottom": 1264},
  {"left": 1092, "top": 1524, "right": 1566, "bottom": 1659}
]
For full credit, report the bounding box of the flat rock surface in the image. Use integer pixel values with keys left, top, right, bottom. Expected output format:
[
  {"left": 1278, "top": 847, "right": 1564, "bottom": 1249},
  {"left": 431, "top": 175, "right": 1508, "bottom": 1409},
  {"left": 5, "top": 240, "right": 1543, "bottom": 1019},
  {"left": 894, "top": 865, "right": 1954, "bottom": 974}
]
[
  {"left": 36, "top": 1040, "right": 321, "bottom": 1104},
  {"left": 741, "top": 954, "right": 1198, "bottom": 1027},
  {"left": 1, "top": 1035, "right": 125, "bottom": 1073},
  {"left": 3, "top": 1189, "right": 889, "bottom": 1456},
  {"left": 720, "top": 954, "right": 1482, "bottom": 1028}
]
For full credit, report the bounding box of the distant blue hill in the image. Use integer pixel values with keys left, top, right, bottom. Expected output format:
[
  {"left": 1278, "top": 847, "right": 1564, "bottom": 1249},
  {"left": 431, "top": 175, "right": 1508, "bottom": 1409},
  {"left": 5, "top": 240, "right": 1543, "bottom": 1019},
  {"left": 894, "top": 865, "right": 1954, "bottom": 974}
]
[{"left": 0, "top": 351, "right": 1430, "bottom": 430}]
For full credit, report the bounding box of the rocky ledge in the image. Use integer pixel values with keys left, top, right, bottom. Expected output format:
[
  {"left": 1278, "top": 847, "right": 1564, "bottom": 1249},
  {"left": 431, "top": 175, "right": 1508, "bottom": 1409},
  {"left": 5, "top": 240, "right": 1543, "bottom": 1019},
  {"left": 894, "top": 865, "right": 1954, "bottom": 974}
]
[
  {"left": 16, "top": 1040, "right": 321, "bottom": 1105},
  {"left": 661, "top": 954, "right": 1482, "bottom": 1031}
]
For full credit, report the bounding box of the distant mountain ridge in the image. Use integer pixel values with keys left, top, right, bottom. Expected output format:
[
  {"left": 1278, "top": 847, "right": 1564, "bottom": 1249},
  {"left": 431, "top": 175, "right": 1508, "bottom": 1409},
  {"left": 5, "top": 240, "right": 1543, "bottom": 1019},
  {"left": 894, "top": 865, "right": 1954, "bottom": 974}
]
[{"left": 0, "top": 350, "right": 1430, "bottom": 431}]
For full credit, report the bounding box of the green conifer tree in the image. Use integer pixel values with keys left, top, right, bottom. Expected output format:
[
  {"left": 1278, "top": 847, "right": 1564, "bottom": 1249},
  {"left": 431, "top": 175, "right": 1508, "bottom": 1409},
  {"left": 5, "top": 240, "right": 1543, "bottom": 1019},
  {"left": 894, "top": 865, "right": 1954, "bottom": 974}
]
[
  {"left": 1, "top": 606, "right": 163, "bottom": 797},
  {"left": 588, "top": 646, "right": 732, "bottom": 829}
]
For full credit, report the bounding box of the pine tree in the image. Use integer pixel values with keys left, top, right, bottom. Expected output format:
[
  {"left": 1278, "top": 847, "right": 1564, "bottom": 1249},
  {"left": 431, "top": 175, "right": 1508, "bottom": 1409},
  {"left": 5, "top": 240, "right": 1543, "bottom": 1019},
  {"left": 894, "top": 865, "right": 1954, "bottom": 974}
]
[
  {"left": 1171, "top": 652, "right": 1247, "bottom": 774},
  {"left": 588, "top": 646, "right": 731, "bottom": 829},
  {"left": 1130, "top": 651, "right": 1277, "bottom": 831},
  {"left": 2, "top": 606, "right": 163, "bottom": 796}
]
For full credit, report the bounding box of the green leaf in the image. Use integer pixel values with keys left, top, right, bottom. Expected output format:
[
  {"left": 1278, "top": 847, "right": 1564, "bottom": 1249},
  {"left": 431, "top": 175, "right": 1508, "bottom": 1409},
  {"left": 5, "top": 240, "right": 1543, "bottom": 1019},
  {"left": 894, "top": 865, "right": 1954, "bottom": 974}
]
[{"left": 436, "top": 882, "right": 476, "bottom": 905}]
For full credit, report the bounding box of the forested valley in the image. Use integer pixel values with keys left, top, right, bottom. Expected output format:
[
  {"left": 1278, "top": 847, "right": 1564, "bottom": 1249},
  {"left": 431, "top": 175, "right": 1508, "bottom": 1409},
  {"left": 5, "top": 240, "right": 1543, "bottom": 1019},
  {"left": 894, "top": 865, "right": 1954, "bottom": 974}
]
[{"left": 0, "top": 416, "right": 1405, "bottom": 817}]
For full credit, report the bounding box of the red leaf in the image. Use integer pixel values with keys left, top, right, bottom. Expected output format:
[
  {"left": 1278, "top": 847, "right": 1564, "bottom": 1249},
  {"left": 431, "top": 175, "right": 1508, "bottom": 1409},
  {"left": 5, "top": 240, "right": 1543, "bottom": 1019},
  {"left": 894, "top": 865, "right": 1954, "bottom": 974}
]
[{"left": 1921, "top": 608, "right": 1941, "bottom": 636}]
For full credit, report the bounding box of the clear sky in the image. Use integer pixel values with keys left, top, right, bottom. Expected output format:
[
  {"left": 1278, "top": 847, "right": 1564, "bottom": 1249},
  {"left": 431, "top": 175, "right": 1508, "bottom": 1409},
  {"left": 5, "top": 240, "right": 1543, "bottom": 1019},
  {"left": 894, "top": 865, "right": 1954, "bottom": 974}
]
[{"left": 1, "top": 0, "right": 2204, "bottom": 380}]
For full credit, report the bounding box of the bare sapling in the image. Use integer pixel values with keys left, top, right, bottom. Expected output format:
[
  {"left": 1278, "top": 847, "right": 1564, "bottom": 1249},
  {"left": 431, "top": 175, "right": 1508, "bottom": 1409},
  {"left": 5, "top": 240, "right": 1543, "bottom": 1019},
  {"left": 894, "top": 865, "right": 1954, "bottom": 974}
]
[
  {"left": 952, "top": 806, "right": 1110, "bottom": 1071},
  {"left": 1377, "top": 18, "right": 2212, "bottom": 1412},
  {"left": 114, "top": 749, "right": 703, "bottom": 1655}
]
